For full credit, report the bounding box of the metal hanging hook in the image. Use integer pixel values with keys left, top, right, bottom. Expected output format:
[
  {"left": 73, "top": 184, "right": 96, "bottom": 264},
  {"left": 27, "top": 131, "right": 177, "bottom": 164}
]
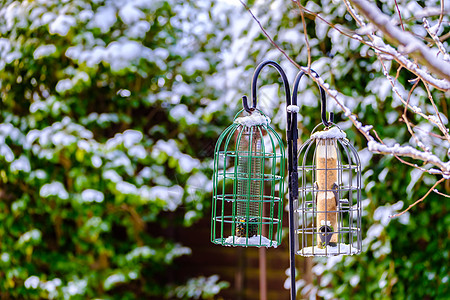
[
  {"left": 292, "top": 69, "right": 333, "bottom": 127},
  {"left": 242, "top": 60, "right": 291, "bottom": 113}
]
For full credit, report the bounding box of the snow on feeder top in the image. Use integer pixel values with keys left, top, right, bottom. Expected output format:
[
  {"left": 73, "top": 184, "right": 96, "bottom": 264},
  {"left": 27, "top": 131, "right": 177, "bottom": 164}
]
[
  {"left": 211, "top": 61, "right": 289, "bottom": 248},
  {"left": 294, "top": 70, "right": 362, "bottom": 256}
]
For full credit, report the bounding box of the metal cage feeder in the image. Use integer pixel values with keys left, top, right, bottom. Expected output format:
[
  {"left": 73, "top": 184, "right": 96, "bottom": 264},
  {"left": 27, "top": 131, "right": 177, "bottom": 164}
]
[
  {"left": 211, "top": 62, "right": 289, "bottom": 248},
  {"left": 293, "top": 71, "right": 362, "bottom": 257}
]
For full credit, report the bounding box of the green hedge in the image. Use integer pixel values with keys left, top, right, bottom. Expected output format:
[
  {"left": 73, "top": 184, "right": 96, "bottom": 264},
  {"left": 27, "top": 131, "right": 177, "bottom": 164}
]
[{"left": 0, "top": 1, "right": 231, "bottom": 298}]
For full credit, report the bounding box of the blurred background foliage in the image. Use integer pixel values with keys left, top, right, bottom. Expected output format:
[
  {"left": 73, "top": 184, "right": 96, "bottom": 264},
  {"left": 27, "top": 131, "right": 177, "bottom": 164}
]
[{"left": 0, "top": 0, "right": 448, "bottom": 299}]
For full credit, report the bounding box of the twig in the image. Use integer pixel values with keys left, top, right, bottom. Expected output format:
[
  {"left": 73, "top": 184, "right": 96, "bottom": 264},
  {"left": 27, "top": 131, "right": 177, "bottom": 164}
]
[
  {"left": 402, "top": 79, "right": 429, "bottom": 152},
  {"left": 404, "top": 6, "right": 449, "bottom": 22},
  {"left": 403, "top": 77, "right": 419, "bottom": 117},
  {"left": 433, "top": 188, "right": 450, "bottom": 198},
  {"left": 373, "top": 53, "right": 447, "bottom": 134},
  {"left": 393, "top": 0, "right": 405, "bottom": 31},
  {"left": 390, "top": 178, "right": 445, "bottom": 218},
  {"left": 440, "top": 32, "right": 450, "bottom": 43},
  {"left": 372, "top": 128, "right": 440, "bottom": 175},
  {"left": 246, "top": 0, "right": 450, "bottom": 175},
  {"left": 343, "top": 0, "right": 366, "bottom": 26},
  {"left": 297, "top": 3, "right": 450, "bottom": 91},
  {"left": 395, "top": 65, "right": 403, "bottom": 82},
  {"left": 422, "top": 80, "right": 450, "bottom": 143},
  {"left": 239, "top": 0, "right": 300, "bottom": 69},
  {"left": 423, "top": 18, "right": 449, "bottom": 61},
  {"left": 438, "top": 0, "right": 444, "bottom": 31},
  {"left": 403, "top": 115, "right": 428, "bottom": 152},
  {"left": 404, "top": 121, "right": 448, "bottom": 141},
  {"left": 309, "top": 0, "right": 450, "bottom": 141},
  {"left": 298, "top": 5, "right": 311, "bottom": 68},
  {"left": 348, "top": 0, "right": 450, "bottom": 82}
]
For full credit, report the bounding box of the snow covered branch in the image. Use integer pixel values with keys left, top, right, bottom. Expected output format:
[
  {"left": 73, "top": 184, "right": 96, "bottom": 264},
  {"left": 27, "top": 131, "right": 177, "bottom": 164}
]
[
  {"left": 423, "top": 18, "right": 449, "bottom": 62},
  {"left": 243, "top": 1, "right": 450, "bottom": 177},
  {"left": 243, "top": 0, "right": 450, "bottom": 216},
  {"left": 286, "top": 62, "right": 450, "bottom": 178},
  {"left": 367, "top": 141, "right": 450, "bottom": 175},
  {"left": 390, "top": 178, "right": 445, "bottom": 218},
  {"left": 305, "top": 71, "right": 450, "bottom": 177},
  {"left": 348, "top": 0, "right": 450, "bottom": 83},
  {"left": 296, "top": 1, "right": 450, "bottom": 91}
]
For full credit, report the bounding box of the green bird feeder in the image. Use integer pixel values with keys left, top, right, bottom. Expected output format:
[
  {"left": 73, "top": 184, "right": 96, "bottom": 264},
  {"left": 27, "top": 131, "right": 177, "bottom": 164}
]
[{"left": 211, "top": 62, "right": 288, "bottom": 248}]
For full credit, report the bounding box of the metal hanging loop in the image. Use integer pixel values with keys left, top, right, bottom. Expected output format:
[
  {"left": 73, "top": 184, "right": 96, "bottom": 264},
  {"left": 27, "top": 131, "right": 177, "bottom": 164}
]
[
  {"left": 292, "top": 69, "right": 333, "bottom": 127},
  {"left": 242, "top": 60, "right": 291, "bottom": 113}
]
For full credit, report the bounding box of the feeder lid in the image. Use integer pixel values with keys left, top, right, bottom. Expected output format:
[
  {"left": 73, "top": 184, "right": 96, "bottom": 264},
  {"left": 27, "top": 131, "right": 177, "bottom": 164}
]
[
  {"left": 234, "top": 111, "right": 271, "bottom": 127},
  {"left": 311, "top": 126, "right": 346, "bottom": 140}
]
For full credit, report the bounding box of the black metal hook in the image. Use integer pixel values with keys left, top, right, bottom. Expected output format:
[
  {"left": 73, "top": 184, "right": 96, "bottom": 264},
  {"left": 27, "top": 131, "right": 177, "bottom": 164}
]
[
  {"left": 242, "top": 60, "right": 291, "bottom": 113},
  {"left": 292, "top": 69, "right": 333, "bottom": 127}
]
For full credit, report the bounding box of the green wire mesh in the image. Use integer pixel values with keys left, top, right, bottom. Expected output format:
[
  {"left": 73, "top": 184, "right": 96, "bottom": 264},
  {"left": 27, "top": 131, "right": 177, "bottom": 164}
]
[{"left": 211, "top": 110, "right": 285, "bottom": 247}]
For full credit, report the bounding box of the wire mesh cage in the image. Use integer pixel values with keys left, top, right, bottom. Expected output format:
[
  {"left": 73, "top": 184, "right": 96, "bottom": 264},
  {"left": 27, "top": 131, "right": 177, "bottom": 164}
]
[
  {"left": 211, "top": 109, "right": 285, "bottom": 248},
  {"left": 296, "top": 125, "right": 362, "bottom": 256}
]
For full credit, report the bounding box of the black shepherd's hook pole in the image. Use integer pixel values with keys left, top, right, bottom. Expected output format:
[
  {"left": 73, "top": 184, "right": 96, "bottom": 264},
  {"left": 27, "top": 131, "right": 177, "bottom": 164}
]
[
  {"left": 288, "top": 68, "right": 330, "bottom": 300},
  {"left": 244, "top": 62, "right": 331, "bottom": 300},
  {"left": 243, "top": 60, "right": 296, "bottom": 300}
]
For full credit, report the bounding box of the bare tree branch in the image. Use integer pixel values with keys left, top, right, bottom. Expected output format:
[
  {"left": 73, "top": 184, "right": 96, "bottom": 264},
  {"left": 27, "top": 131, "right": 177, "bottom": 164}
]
[
  {"left": 239, "top": 0, "right": 300, "bottom": 69},
  {"left": 433, "top": 188, "right": 450, "bottom": 198},
  {"left": 393, "top": 0, "right": 405, "bottom": 31},
  {"left": 348, "top": 0, "right": 450, "bottom": 82},
  {"left": 422, "top": 80, "right": 450, "bottom": 143},
  {"left": 390, "top": 178, "right": 446, "bottom": 218},
  {"left": 437, "top": 0, "right": 445, "bottom": 30},
  {"left": 244, "top": 0, "right": 450, "bottom": 184},
  {"left": 296, "top": 2, "right": 450, "bottom": 91},
  {"left": 298, "top": 7, "right": 311, "bottom": 68},
  {"left": 372, "top": 128, "right": 438, "bottom": 175},
  {"left": 423, "top": 18, "right": 449, "bottom": 62}
]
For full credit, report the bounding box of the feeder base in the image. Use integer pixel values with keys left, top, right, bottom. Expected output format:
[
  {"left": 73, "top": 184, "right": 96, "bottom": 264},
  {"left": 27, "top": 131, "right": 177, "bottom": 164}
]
[
  {"left": 298, "top": 243, "right": 360, "bottom": 256},
  {"left": 214, "top": 235, "right": 278, "bottom": 248}
]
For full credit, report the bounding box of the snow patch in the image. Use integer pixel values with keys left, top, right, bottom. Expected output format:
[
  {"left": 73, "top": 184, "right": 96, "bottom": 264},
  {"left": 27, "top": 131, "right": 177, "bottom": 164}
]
[
  {"left": 123, "top": 130, "right": 143, "bottom": 148},
  {"left": 33, "top": 45, "right": 56, "bottom": 59},
  {"left": 119, "top": 4, "right": 144, "bottom": 24},
  {"left": 151, "top": 185, "right": 184, "bottom": 211},
  {"left": 170, "top": 104, "right": 197, "bottom": 125},
  {"left": 66, "top": 39, "right": 153, "bottom": 71},
  {"left": 103, "top": 170, "right": 122, "bottom": 182},
  {"left": 81, "top": 189, "right": 104, "bottom": 203},
  {"left": 350, "top": 274, "right": 360, "bottom": 287},
  {"left": 117, "top": 89, "right": 131, "bottom": 97},
  {"left": 311, "top": 127, "right": 346, "bottom": 140},
  {"left": 223, "top": 235, "right": 278, "bottom": 247},
  {"left": 0, "top": 144, "right": 15, "bottom": 162},
  {"left": 116, "top": 181, "right": 138, "bottom": 195},
  {"left": 126, "top": 20, "right": 150, "bottom": 38},
  {"left": 234, "top": 111, "right": 271, "bottom": 127},
  {"left": 411, "top": 105, "right": 422, "bottom": 113},
  {"left": 25, "top": 276, "right": 40, "bottom": 289},
  {"left": 286, "top": 105, "right": 300, "bottom": 113},
  {"left": 89, "top": 6, "right": 116, "bottom": 33},
  {"left": 10, "top": 155, "right": 31, "bottom": 173},
  {"left": 312, "top": 263, "right": 326, "bottom": 276},
  {"left": 298, "top": 243, "right": 360, "bottom": 256},
  {"left": 49, "top": 14, "right": 76, "bottom": 36},
  {"left": 40, "top": 182, "right": 69, "bottom": 200},
  {"left": 128, "top": 145, "right": 146, "bottom": 159}
]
